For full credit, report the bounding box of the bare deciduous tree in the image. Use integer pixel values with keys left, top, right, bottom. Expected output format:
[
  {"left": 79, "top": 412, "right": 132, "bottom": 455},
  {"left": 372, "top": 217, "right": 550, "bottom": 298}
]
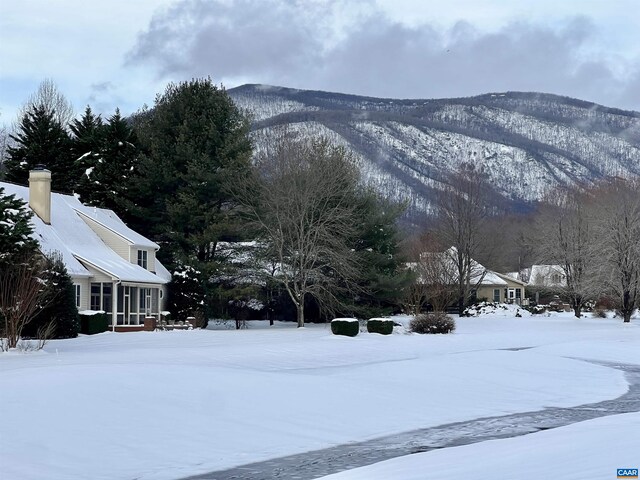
[
  {"left": 16, "top": 78, "right": 74, "bottom": 128},
  {"left": 435, "top": 167, "right": 492, "bottom": 315},
  {"left": 403, "top": 235, "right": 458, "bottom": 314},
  {"left": 592, "top": 179, "right": 640, "bottom": 323},
  {"left": 0, "top": 254, "right": 55, "bottom": 350},
  {"left": 535, "top": 187, "right": 598, "bottom": 317},
  {"left": 236, "top": 134, "right": 362, "bottom": 327}
]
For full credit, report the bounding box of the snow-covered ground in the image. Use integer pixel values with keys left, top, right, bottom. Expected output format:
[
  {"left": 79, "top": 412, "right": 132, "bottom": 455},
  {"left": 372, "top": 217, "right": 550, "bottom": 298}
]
[
  {"left": 1, "top": 310, "right": 639, "bottom": 480},
  {"left": 318, "top": 412, "right": 640, "bottom": 480}
]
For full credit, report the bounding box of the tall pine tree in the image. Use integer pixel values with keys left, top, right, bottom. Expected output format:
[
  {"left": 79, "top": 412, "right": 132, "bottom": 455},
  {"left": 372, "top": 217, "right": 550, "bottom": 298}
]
[
  {"left": 75, "top": 109, "right": 138, "bottom": 213},
  {"left": 6, "top": 105, "right": 75, "bottom": 193},
  {"left": 346, "top": 191, "right": 410, "bottom": 318},
  {"left": 70, "top": 105, "right": 104, "bottom": 185},
  {"left": 131, "top": 78, "right": 253, "bottom": 316}
]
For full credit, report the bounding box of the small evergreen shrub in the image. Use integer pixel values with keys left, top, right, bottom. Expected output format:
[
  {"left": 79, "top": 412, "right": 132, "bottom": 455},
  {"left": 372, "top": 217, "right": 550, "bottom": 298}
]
[
  {"left": 22, "top": 253, "right": 79, "bottom": 339},
  {"left": 331, "top": 318, "right": 359, "bottom": 337},
  {"left": 410, "top": 313, "right": 455, "bottom": 334},
  {"left": 367, "top": 318, "right": 394, "bottom": 335},
  {"left": 79, "top": 312, "right": 108, "bottom": 335}
]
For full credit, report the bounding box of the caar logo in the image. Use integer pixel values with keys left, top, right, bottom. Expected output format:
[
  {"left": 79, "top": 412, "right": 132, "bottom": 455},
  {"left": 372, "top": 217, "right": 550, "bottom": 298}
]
[{"left": 617, "top": 468, "right": 638, "bottom": 478}]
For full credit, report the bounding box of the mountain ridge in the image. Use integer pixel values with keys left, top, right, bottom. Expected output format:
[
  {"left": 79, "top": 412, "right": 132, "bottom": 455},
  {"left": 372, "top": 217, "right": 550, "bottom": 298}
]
[{"left": 229, "top": 84, "right": 640, "bottom": 219}]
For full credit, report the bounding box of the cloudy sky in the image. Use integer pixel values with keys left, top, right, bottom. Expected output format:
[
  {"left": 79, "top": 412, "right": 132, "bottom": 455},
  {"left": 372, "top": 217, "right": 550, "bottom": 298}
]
[{"left": 1, "top": 0, "right": 639, "bottom": 126}]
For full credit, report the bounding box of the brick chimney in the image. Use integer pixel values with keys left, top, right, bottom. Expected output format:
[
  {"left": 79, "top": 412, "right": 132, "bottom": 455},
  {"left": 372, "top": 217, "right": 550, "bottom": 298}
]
[{"left": 28, "top": 166, "right": 52, "bottom": 224}]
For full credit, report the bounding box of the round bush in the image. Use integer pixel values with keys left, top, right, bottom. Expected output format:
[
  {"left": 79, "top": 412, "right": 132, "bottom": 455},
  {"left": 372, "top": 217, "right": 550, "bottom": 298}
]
[
  {"left": 367, "top": 318, "right": 394, "bottom": 335},
  {"left": 331, "top": 318, "right": 359, "bottom": 337},
  {"left": 410, "top": 313, "right": 455, "bottom": 334}
]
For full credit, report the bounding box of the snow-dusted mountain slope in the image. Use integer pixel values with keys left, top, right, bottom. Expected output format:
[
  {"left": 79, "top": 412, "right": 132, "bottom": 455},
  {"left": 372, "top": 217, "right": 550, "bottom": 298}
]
[{"left": 229, "top": 84, "right": 640, "bottom": 218}]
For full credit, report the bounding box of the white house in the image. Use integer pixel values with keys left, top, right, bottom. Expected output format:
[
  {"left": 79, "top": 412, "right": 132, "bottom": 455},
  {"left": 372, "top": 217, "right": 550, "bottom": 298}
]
[
  {"left": 0, "top": 168, "right": 170, "bottom": 330},
  {"left": 528, "top": 265, "right": 567, "bottom": 288}
]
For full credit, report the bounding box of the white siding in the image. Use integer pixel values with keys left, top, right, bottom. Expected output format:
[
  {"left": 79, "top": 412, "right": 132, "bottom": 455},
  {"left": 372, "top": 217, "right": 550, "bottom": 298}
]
[
  {"left": 134, "top": 248, "right": 157, "bottom": 272},
  {"left": 71, "top": 277, "right": 90, "bottom": 311},
  {"left": 161, "top": 284, "right": 168, "bottom": 311},
  {"left": 79, "top": 215, "right": 131, "bottom": 261},
  {"left": 148, "top": 250, "right": 156, "bottom": 273}
]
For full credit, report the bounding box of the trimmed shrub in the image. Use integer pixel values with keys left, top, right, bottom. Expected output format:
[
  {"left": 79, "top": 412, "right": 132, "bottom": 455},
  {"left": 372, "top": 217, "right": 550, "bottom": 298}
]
[
  {"left": 331, "top": 318, "right": 359, "bottom": 337},
  {"left": 367, "top": 318, "right": 394, "bottom": 335},
  {"left": 410, "top": 313, "right": 455, "bottom": 334},
  {"left": 79, "top": 312, "right": 109, "bottom": 335}
]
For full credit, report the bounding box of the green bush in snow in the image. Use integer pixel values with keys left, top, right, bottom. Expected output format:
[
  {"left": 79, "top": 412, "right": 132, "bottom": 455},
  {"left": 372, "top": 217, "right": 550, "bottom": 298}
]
[
  {"left": 331, "top": 318, "right": 359, "bottom": 337},
  {"left": 366, "top": 318, "right": 394, "bottom": 335}
]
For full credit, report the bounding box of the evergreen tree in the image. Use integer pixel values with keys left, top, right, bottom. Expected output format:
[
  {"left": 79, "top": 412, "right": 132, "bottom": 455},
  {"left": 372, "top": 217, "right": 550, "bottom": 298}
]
[
  {"left": 5, "top": 105, "right": 75, "bottom": 192},
  {"left": 22, "top": 253, "right": 79, "bottom": 339},
  {"left": 75, "top": 109, "right": 138, "bottom": 213},
  {"left": 166, "top": 264, "right": 206, "bottom": 322},
  {"left": 131, "top": 78, "right": 253, "bottom": 316},
  {"left": 0, "top": 187, "right": 39, "bottom": 266},
  {"left": 70, "top": 105, "right": 104, "bottom": 185},
  {"left": 340, "top": 190, "right": 410, "bottom": 318}
]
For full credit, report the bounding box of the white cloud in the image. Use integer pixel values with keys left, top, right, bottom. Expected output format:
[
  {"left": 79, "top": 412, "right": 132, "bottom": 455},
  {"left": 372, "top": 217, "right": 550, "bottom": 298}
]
[
  {"left": 128, "top": 1, "right": 640, "bottom": 110},
  {"left": 1, "top": 0, "right": 640, "bottom": 127}
]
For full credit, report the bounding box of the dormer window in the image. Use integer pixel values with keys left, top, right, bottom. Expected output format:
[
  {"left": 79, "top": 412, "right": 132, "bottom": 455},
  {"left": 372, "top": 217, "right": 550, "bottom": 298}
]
[{"left": 137, "top": 250, "right": 148, "bottom": 269}]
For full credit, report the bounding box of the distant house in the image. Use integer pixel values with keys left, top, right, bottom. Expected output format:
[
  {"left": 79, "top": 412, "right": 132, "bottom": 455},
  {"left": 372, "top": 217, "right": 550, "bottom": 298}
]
[
  {"left": 528, "top": 265, "right": 566, "bottom": 288},
  {"left": 476, "top": 271, "right": 527, "bottom": 305},
  {"left": 503, "top": 268, "right": 531, "bottom": 284},
  {"left": 0, "top": 168, "right": 170, "bottom": 330},
  {"left": 413, "top": 247, "right": 528, "bottom": 306}
]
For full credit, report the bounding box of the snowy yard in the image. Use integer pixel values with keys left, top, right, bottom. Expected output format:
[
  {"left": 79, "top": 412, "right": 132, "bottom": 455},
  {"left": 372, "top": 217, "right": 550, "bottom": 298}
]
[{"left": 1, "top": 310, "right": 639, "bottom": 480}]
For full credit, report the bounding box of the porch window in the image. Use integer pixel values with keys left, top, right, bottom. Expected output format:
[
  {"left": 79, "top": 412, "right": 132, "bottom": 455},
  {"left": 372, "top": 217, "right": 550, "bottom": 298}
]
[
  {"left": 102, "top": 284, "right": 112, "bottom": 313},
  {"left": 91, "top": 283, "right": 113, "bottom": 312},
  {"left": 129, "top": 286, "right": 138, "bottom": 323},
  {"left": 139, "top": 288, "right": 152, "bottom": 316},
  {"left": 90, "top": 283, "right": 101, "bottom": 310},
  {"left": 116, "top": 285, "right": 157, "bottom": 325},
  {"left": 151, "top": 289, "right": 160, "bottom": 314},
  {"left": 74, "top": 284, "right": 81, "bottom": 309},
  {"left": 137, "top": 250, "right": 148, "bottom": 269},
  {"left": 515, "top": 288, "right": 522, "bottom": 299},
  {"left": 493, "top": 288, "right": 500, "bottom": 302}
]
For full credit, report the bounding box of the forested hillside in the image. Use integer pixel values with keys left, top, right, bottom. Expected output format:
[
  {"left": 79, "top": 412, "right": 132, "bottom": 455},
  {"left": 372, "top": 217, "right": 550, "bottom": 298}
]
[{"left": 230, "top": 84, "right": 640, "bottom": 219}]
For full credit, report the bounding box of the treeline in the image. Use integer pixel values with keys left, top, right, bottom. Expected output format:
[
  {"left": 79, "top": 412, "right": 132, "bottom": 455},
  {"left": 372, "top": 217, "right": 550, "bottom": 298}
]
[
  {"left": 2, "top": 78, "right": 639, "bottom": 332},
  {"left": 0, "top": 78, "right": 412, "bottom": 327},
  {"left": 452, "top": 176, "right": 640, "bottom": 322}
]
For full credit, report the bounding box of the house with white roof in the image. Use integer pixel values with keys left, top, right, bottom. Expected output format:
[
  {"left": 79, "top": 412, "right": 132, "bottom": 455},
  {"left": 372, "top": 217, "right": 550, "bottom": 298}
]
[
  {"left": 0, "top": 168, "right": 170, "bottom": 330},
  {"left": 528, "top": 264, "right": 567, "bottom": 288},
  {"left": 477, "top": 271, "right": 527, "bottom": 305},
  {"left": 413, "top": 247, "right": 528, "bottom": 306}
]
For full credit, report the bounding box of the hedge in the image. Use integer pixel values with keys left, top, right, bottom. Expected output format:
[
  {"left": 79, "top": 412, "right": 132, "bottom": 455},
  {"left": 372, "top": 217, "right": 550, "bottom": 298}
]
[
  {"left": 367, "top": 318, "right": 394, "bottom": 335},
  {"left": 79, "top": 311, "right": 109, "bottom": 335},
  {"left": 331, "top": 318, "right": 359, "bottom": 337}
]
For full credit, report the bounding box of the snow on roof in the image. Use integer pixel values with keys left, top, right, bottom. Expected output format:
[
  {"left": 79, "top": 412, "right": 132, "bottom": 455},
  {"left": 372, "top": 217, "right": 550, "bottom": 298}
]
[
  {"left": 154, "top": 259, "right": 172, "bottom": 282},
  {"left": 73, "top": 205, "right": 158, "bottom": 249},
  {"left": 412, "top": 246, "right": 508, "bottom": 286},
  {"left": 0, "top": 182, "right": 166, "bottom": 284},
  {"left": 481, "top": 270, "right": 508, "bottom": 286},
  {"left": 528, "top": 264, "right": 566, "bottom": 287},
  {"left": 495, "top": 272, "right": 527, "bottom": 286}
]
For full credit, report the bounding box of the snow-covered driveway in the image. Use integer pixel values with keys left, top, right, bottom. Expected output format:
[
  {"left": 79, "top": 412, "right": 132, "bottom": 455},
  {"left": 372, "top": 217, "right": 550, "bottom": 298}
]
[{"left": 1, "top": 312, "right": 638, "bottom": 480}]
